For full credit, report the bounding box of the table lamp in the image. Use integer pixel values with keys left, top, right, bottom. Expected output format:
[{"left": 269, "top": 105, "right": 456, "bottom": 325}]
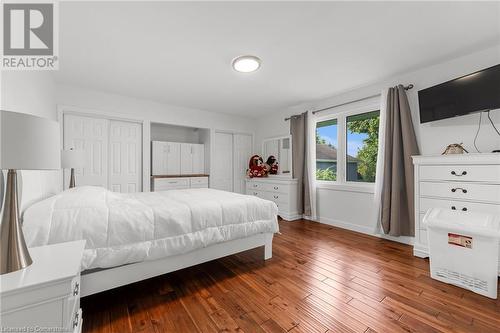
[
  {"left": 0, "top": 110, "right": 60, "bottom": 275},
  {"left": 61, "top": 149, "right": 85, "bottom": 188}
]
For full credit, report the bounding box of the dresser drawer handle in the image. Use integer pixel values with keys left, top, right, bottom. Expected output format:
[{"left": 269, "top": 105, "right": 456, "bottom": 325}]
[
  {"left": 273, "top": 186, "right": 279, "bottom": 190},
  {"left": 253, "top": 192, "right": 258, "bottom": 195},
  {"left": 273, "top": 195, "right": 279, "bottom": 199},
  {"left": 73, "top": 282, "right": 80, "bottom": 296},
  {"left": 450, "top": 171, "right": 467, "bottom": 176},
  {"left": 73, "top": 311, "right": 80, "bottom": 328},
  {"left": 451, "top": 187, "right": 467, "bottom": 194},
  {"left": 253, "top": 184, "right": 258, "bottom": 188},
  {"left": 451, "top": 206, "right": 468, "bottom": 211}
]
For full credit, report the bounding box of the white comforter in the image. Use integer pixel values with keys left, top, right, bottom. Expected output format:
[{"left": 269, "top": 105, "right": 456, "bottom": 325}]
[{"left": 23, "top": 186, "right": 279, "bottom": 270}]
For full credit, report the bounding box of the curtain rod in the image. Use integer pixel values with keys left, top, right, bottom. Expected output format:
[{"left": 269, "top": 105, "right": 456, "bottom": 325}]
[{"left": 284, "top": 84, "right": 414, "bottom": 121}]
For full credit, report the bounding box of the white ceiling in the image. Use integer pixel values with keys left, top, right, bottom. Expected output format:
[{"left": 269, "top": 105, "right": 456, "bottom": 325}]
[{"left": 56, "top": 1, "right": 500, "bottom": 116}]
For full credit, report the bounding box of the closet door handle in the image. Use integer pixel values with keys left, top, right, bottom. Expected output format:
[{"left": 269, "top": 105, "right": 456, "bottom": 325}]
[
  {"left": 451, "top": 171, "right": 467, "bottom": 176},
  {"left": 451, "top": 187, "right": 467, "bottom": 193}
]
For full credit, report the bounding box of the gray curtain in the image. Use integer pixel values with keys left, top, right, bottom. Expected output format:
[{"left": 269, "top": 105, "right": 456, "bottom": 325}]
[
  {"left": 290, "top": 112, "right": 311, "bottom": 216},
  {"left": 381, "top": 85, "right": 419, "bottom": 236}
]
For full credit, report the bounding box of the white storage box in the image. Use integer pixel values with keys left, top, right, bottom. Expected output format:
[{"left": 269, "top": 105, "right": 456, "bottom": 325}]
[{"left": 423, "top": 208, "right": 500, "bottom": 299}]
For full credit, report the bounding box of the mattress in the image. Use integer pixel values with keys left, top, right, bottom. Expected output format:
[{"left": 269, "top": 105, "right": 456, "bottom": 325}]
[{"left": 22, "top": 186, "right": 279, "bottom": 270}]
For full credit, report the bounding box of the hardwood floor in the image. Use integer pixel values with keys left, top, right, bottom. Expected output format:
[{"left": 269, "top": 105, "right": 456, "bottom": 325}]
[{"left": 82, "top": 219, "right": 500, "bottom": 333}]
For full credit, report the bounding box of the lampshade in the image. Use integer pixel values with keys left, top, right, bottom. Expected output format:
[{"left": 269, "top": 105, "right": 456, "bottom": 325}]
[
  {"left": 0, "top": 111, "right": 60, "bottom": 170},
  {"left": 61, "top": 149, "right": 85, "bottom": 168}
]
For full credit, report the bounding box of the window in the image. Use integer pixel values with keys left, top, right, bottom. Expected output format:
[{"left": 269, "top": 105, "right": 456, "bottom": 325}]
[
  {"left": 315, "top": 119, "right": 338, "bottom": 181},
  {"left": 315, "top": 107, "right": 380, "bottom": 187},
  {"left": 346, "top": 110, "right": 380, "bottom": 183}
]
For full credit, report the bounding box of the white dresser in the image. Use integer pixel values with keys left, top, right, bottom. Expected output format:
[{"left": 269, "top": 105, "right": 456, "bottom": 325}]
[
  {"left": 0, "top": 240, "right": 86, "bottom": 333},
  {"left": 152, "top": 175, "right": 209, "bottom": 191},
  {"left": 412, "top": 154, "right": 500, "bottom": 260},
  {"left": 246, "top": 177, "right": 299, "bottom": 221}
]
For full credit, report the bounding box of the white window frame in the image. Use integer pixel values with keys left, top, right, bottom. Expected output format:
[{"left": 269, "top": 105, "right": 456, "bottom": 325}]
[{"left": 314, "top": 97, "right": 380, "bottom": 193}]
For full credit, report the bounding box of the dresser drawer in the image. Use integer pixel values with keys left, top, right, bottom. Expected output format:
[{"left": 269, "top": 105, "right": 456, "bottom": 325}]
[
  {"left": 420, "top": 165, "right": 500, "bottom": 183},
  {"left": 420, "top": 182, "right": 500, "bottom": 204},
  {"left": 261, "top": 191, "right": 289, "bottom": 204},
  {"left": 153, "top": 178, "right": 190, "bottom": 190},
  {"left": 247, "top": 181, "right": 289, "bottom": 194},
  {"left": 190, "top": 177, "right": 209, "bottom": 186},
  {"left": 420, "top": 197, "right": 500, "bottom": 215}
]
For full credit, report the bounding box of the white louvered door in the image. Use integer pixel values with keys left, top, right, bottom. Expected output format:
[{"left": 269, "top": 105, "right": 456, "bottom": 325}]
[
  {"left": 109, "top": 120, "right": 142, "bottom": 193},
  {"left": 233, "top": 134, "right": 253, "bottom": 194},
  {"left": 212, "top": 132, "right": 234, "bottom": 191},
  {"left": 63, "top": 114, "right": 109, "bottom": 189},
  {"left": 64, "top": 114, "right": 143, "bottom": 192}
]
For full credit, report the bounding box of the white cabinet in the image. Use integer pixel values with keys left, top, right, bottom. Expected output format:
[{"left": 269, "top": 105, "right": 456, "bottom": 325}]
[
  {"left": 192, "top": 144, "right": 205, "bottom": 174},
  {"left": 152, "top": 176, "right": 209, "bottom": 191},
  {"left": 412, "top": 154, "right": 500, "bottom": 273},
  {"left": 180, "top": 143, "right": 205, "bottom": 175},
  {"left": 63, "top": 114, "right": 142, "bottom": 192},
  {"left": 152, "top": 141, "right": 181, "bottom": 176},
  {"left": 152, "top": 141, "right": 204, "bottom": 176},
  {"left": 246, "top": 177, "right": 299, "bottom": 221},
  {"left": 0, "top": 241, "right": 85, "bottom": 333}
]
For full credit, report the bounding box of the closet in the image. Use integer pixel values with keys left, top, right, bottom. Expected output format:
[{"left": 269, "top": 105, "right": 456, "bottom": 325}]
[
  {"left": 63, "top": 114, "right": 142, "bottom": 192},
  {"left": 150, "top": 123, "right": 209, "bottom": 191},
  {"left": 212, "top": 131, "right": 253, "bottom": 194}
]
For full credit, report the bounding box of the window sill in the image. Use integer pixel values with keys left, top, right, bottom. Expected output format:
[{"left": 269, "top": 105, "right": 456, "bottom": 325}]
[{"left": 316, "top": 181, "right": 375, "bottom": 194}]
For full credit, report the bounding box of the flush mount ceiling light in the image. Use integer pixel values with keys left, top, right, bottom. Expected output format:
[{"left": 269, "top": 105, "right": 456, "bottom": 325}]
[{"left": 232, "top": 55, "right": 261, "bottom": 73}]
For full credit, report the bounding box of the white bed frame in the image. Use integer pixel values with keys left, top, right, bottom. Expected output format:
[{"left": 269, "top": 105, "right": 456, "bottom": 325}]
[{"left": 81, "top": 233, "right": 273, "bottom": 297}]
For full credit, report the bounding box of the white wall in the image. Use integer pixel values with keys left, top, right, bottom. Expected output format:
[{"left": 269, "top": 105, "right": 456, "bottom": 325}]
[
  {"left": 1, "top": 71, "right": 61, "bottom": 212},
  {"left": 255, "top": 44, "right": 500, "bottom": 242},
  {"left": 56, "top": 84, "right": 256, "bottom": 134},
  {"left": 151, "top": 123, "right": 202, "bottom": 143},
  {"left": 56, "top": 84, "right": 256, "bottom": 190}
]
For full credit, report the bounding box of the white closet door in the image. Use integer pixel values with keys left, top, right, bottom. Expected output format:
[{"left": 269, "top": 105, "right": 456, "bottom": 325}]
[
  {"left": 233, "top": 134, "right": 253, "bottom": 194},
  {"left": 64, "top": 114, "right": 109, "bottom": 189},
  {"left": 192, "top": 144, "right": 205, "bottom": 174},
  {"left": 212, "top": 132, "right": 233, "bottom": 191},
  {"left": 109, "top": 120, "right": 142, "bottom": 193},
  {"left": 180, "top": 143, "right": 193, "bottom": 175},
  {"left": 166, "top": 142, "right": 181, "bottom": 175}
]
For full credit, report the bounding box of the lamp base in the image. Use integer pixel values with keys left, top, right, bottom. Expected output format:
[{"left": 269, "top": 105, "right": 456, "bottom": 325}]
[
  {"left": 69, "top": 168, "right": 76, "bottom": 188},
  {"left": 0, "top": 169, "right": 33, "bottom": 275}
]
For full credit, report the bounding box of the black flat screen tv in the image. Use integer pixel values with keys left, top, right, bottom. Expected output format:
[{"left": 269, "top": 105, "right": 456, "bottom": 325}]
[{"left": 418, "top": 64, "right": 500, "bottom": 123}]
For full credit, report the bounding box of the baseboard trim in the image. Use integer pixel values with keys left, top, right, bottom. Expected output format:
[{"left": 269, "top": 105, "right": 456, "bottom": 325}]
[
  {"left": 314, "top": 216, "right": 414, "bottom": 246},
  {"left": 315, "top": 216, "right": 377, "bottom": 237}
]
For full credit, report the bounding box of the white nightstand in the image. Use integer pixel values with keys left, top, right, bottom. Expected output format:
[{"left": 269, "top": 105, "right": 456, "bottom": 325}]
[{"left": 0, "top": 240, "right": 86, "bottom": 333}]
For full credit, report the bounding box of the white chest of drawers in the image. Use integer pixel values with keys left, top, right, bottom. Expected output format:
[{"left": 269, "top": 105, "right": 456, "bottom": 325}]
[
  {"left": 412, "top": 154, "right": 500, "bottom": 260},
  {"left": 152, "top": 176, "right": 209, "bottom": 191},
  {"left": 0, "top": 240, "right": 86, "bottom": 333},
  {"left": 245, "top": 177, "right": 299, "bottom": 221}
]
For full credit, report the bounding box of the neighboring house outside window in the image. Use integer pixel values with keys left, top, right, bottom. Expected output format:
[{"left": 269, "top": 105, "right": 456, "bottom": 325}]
[{"left": 316, "top": 144, "right": 359, "bottom": 181}]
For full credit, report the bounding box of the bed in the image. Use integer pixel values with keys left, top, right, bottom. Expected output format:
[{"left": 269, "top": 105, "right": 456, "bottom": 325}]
[{"left": 22, "top": 186, "right": 279, "bottom": 296}]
